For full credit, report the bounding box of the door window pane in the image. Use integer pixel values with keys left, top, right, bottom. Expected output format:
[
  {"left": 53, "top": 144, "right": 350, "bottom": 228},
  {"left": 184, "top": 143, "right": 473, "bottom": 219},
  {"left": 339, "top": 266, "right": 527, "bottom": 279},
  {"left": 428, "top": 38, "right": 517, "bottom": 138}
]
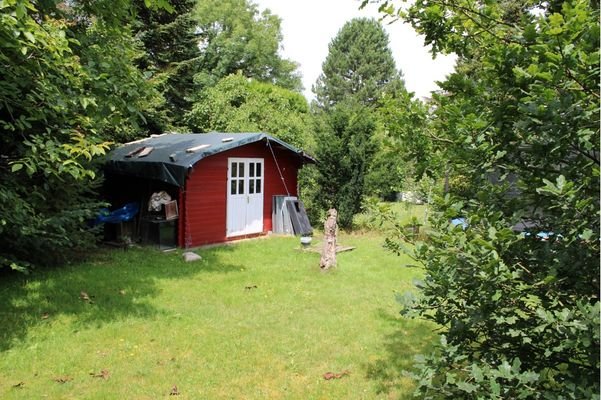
[{"left": 229, "top": 161, "right": 262, "bottom": 197}]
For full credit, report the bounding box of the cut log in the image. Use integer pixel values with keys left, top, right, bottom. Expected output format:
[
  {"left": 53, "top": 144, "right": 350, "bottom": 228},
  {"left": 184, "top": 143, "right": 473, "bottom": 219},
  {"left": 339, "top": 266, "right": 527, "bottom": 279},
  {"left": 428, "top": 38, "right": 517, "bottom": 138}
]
[{"left": 319, "top": 208, "right": 338, "bottom": 271}]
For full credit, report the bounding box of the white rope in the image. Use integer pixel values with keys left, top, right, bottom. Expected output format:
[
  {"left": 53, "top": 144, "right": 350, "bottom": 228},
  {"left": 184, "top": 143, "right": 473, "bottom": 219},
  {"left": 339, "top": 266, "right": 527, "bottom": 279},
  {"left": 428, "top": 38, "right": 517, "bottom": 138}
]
[{"left": 267, "top": 139, "right": 290, "bottom": 196}]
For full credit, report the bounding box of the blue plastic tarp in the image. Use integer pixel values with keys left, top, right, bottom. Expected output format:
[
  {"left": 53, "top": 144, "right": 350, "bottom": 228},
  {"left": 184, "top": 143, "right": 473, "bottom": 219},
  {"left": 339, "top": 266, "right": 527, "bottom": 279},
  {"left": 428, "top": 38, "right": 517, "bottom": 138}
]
[{"left": 95, "top": 202, "right": 140, "bottom": 225}]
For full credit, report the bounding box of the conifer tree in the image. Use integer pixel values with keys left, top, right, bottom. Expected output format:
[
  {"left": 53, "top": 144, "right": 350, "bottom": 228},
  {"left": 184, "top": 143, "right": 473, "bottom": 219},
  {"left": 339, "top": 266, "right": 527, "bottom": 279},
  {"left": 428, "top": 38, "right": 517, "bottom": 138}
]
[
  {"left": 312, "top": 100, "right": 377, "bottom": 229},
  {"left": 133, "top": 0, "right": 201, "bottom": 129},
  {"left": 309, "top": 18, "right": 408, "bottom": 227},
  {"left": 313, "top": 18, "right": 403, "bottom": 108}
]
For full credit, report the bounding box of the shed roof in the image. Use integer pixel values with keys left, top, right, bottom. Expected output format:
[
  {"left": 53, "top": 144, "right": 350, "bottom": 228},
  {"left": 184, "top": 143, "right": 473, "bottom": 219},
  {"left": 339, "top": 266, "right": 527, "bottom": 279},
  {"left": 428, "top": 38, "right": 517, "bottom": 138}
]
[{"left": 103, "top": 132, "right": 315, "bottom": 187}]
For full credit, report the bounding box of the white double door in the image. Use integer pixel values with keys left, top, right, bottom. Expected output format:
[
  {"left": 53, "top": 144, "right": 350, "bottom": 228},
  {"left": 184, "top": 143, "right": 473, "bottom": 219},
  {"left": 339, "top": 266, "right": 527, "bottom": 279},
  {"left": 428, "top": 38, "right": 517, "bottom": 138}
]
[{"left": 226, "top": 158, "right": 264, "bottom": 237}]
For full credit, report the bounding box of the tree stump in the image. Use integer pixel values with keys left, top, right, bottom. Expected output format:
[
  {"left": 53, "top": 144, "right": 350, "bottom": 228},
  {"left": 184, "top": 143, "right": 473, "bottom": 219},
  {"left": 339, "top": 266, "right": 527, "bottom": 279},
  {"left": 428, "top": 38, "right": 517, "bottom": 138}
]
[{"left": 320, "top": 208, "right": 338, "bottom": 271}]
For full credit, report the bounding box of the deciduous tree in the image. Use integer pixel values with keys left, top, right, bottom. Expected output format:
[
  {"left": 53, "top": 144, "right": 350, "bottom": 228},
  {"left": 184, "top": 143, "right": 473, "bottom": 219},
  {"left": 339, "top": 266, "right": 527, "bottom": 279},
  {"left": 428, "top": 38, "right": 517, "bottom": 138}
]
[
  {"left": 371, "top": 0, "right": 600, "bottom": 397},
  {"left": 193, "top": 0, "right": 301, "bottom": 91},
  {"left": 1, "top": 0, "right": 163, "bottom": 271},
  {"left": 366, "top": 91, "right": 432, "bottom": 200},
  {"left": 186, "top": 73, "right": 311, "bottom": 149}
]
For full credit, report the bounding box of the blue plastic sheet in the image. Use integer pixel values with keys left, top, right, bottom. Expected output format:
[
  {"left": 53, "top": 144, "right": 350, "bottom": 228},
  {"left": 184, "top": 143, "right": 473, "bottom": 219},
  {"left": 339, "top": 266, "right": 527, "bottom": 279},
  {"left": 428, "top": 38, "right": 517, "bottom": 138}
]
[
  {"left": 451, "top": 217, "right": 468, "bottom": 230},
  {"left": 95, "top": 202, "right": 140, "bottom": 225}
]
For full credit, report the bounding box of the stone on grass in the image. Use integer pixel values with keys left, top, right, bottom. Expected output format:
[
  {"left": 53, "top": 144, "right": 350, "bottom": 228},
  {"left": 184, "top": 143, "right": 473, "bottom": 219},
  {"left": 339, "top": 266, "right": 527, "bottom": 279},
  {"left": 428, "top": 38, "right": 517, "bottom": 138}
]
[{"left": 183, "top": 252, "right": 202, "bottom": 262}]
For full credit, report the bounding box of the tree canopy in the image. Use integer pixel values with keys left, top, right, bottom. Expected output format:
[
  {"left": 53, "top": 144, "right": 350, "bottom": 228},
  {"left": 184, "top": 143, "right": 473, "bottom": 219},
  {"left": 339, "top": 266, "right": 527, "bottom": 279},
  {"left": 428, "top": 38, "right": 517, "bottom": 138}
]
[
  {"left": 132, "top": 0, "right": 201, "bottom": 129},
  {"left": 1, "top": 0, "right": 306, "bottom": 272},
  {"left": 193, "top": 0, "right": 301, "bottom": 91},
  {"left": 313, "top": 17, "right": 403, "bottom": 108},
  {"left": 312, "top": 100, "right": 378, "bottom": 229},
  {"left": 308, "top": 17, "right": 422, "bottom": 226},
  {"left": 0, "top": 0, "right": 164, "bottom": 271},
  {"left": 186, "top": 73, "right": 311, "bottom": 149},
  {"left": 372, "top": 0, "right": 600, "bottom": 397},
  {"left": 366, "top": 90, "right": 431, "bottom": 200}
]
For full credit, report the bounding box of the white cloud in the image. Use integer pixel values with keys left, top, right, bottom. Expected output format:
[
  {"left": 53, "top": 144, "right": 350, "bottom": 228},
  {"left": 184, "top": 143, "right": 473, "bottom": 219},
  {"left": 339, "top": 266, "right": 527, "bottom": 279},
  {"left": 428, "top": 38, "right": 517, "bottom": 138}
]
[{"left": 253, "top": 0, "right": 456, "bottom": 100}]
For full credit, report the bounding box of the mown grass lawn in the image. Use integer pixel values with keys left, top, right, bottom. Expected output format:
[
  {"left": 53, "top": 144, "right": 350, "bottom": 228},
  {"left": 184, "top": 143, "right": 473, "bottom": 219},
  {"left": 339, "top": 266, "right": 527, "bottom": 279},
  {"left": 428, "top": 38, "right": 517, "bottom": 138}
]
[{"left": 0, "top": 232, "right": 436, "bottom": 399}]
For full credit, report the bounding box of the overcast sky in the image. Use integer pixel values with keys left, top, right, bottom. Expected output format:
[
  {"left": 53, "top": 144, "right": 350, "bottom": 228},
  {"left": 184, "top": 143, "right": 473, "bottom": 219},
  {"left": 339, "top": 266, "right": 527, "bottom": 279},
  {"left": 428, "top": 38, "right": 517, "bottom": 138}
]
[{"left": 253, "top": 0, "right": 456, "bottom": 101}]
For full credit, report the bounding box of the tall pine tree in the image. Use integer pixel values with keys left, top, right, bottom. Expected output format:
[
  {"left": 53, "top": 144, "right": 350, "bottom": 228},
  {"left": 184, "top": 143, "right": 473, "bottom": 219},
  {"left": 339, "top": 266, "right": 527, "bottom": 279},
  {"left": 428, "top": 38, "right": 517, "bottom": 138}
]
[
  {"left": 133, "top": 0, "right": 200, "bottom": 130},
  {"left": 313, "top": 18, "right": 403, "bottom": 109},
  {"left": 308, "top": 18, "right": 409, "bottom": 226}
]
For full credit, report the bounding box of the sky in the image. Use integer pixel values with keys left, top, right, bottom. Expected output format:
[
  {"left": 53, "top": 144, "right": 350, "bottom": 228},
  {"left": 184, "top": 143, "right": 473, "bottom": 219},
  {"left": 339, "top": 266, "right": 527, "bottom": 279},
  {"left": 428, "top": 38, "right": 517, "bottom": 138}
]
[{"left": 253, "top": 0, "right": 457, "bottom": 101}]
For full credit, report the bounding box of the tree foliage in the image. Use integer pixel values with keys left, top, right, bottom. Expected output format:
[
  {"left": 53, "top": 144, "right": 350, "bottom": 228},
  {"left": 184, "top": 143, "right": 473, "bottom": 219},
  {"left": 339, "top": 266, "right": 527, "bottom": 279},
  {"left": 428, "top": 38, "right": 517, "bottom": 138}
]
[
  {"left": 312, "top": 101, "right": 378, "bottom": 229},
  {"left": 313, "top": 17, "right": 403, "bottom": 108},
  {"left": 373, "top": 0, "right": 600, "bottom": 397},
  {"left": 193, "top": 0, "right": 301, "bottom": 91},
  {"left": 186, "top": 73, "right": 311, "bottom": 149},
  {"left": 310, "top": 17, "right": 420, "bottom": 225},
  {"left": 0, "top": 0, "right": 161, "bottom": 271},
  {"left": 132, "top": 0, "right": 201, "bottom": 129},
  {"left": 366, "top": 90, "right": 432, "bottom": 200}
]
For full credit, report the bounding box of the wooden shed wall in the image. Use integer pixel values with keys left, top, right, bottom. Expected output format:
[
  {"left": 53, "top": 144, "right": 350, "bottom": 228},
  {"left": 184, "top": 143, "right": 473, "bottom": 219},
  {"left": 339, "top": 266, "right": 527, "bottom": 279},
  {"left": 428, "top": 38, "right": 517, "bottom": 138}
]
[{"left": 179, "top": 141, "right": 301, "bottom": 248}]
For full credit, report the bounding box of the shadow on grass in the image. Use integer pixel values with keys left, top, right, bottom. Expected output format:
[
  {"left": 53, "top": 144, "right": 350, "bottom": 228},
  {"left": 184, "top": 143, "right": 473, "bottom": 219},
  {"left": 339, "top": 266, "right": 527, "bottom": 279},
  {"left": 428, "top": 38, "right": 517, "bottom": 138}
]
[
  {"left": 365, "top": 308, "right": 438, "bottom": 399},
  {"left": 0, "top": 244, "right": 241, "bottom": 352}
]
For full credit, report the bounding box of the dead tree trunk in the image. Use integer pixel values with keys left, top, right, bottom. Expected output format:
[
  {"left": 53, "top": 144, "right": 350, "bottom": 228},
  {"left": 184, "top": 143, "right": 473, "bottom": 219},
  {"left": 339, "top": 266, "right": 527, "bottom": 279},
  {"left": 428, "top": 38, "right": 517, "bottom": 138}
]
[{"left": 320, "top": 208, "right": 338, "bottom": 271}]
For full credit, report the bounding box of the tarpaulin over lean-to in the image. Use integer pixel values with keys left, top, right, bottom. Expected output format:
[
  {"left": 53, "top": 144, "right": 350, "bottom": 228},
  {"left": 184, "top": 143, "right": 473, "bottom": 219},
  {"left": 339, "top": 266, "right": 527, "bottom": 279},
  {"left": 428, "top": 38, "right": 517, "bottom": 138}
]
[{"left": 103, "top": 132, "right": 315, "bottom": 187}]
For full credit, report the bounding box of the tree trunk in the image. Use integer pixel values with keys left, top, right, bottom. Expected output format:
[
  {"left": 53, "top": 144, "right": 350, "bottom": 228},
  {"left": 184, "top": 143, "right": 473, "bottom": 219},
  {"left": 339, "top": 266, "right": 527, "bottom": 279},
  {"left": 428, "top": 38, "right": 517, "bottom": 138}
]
[{"left": 320, "top": 208, "right": 338, "bottom": 271}]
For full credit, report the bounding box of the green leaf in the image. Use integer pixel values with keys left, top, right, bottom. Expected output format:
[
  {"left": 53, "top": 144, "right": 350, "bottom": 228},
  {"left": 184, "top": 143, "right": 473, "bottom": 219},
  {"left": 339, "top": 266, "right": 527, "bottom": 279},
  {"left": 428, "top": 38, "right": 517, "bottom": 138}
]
[
  {"left": 10, "top": 262, "right": 29, "bottom": 273},
  {"left": 580, "top": 229, "right": 593, "bottom": 240},
  {"left": 471, "top": 363, "right": 484, "bottom": 382},
  {"left": 490, "top": 378, "right": 501, "bottom": 396},
  {"left": 523, "top": 294, "right": 541, "bottom": 309},
  {"left": 23, "top": 30, "right": 35, "bottom": 43},
  {"left": 511, "top": 358, "right": 522, "bottom": 373},
  {"left": 556, "top": 175, "right": 566, "bottom": 192},
  {"left": 11, "top": 163, "right": 23, "bottom": 172},
  {"left": 498, "top": 361, "right": 512, "bottom": 378},
  {"left": 548, "top": 13, "right": 565, "bottom": 35},
  {"left": 15, "top": 2, "right": 26, "bottom": 19},
  {"left": 456, "top": 380, "right": 477, "bottom": 393}
]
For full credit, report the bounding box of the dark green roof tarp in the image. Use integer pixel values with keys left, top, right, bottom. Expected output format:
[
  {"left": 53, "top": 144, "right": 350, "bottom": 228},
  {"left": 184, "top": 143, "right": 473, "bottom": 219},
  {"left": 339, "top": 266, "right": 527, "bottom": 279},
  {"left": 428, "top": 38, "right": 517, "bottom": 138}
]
[{"left": 103, "top": 132, "right": 315, "bottom": 187}]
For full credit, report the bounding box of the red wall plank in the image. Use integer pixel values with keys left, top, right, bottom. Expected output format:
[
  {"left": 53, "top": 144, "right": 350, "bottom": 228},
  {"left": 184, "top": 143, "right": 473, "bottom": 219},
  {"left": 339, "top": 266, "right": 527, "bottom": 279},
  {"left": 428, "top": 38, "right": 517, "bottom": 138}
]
[{"left": 180, "top": 141, "right": 302, "bottom": 247}]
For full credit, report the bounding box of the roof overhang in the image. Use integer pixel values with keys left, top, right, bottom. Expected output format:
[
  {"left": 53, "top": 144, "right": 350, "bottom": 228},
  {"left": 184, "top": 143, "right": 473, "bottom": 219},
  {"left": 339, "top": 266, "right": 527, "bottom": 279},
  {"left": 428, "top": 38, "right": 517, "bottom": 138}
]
[{"left": 103, "top": 132, "right": 315, "bottom": 187}]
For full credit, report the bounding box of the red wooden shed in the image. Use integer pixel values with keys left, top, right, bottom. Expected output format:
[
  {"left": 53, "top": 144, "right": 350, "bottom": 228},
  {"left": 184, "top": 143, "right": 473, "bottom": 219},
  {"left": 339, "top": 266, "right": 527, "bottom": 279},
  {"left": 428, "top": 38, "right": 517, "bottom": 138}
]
[{"left": 103, "top": 132, "right": 314, "bottom": 248}]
